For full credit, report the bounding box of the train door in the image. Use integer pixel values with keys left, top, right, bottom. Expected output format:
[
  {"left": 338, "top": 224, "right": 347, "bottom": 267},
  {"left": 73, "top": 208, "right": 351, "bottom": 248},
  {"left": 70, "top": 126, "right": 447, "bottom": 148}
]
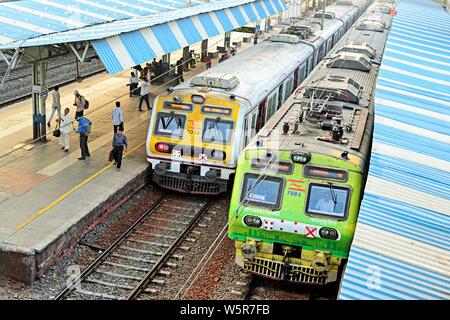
[
  {"left": 307, "top": 56, "right": 313, "bottom": 75},
  {"left": 282, "top": 74, "right": 294, "bottom": 104},
  {"left": 326, "top": 38, "right": 333, "bottom": 55},
  {"left": 265, "top": 90, "right": 279, "bottom": 121},
  {"left": 294, "top": 66, "right": 300, "bottom": 88},
  {"left": 256, "top": 99, "right": 267, "bottom": 132}
]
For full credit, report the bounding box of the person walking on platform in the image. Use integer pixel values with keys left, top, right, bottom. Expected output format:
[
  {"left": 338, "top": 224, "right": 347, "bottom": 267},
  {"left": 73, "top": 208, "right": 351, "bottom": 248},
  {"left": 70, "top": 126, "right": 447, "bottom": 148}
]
[
  {"left": 205, "top": 55, "right": 212, "bottom": 70},
  {"left": 47, "top": 86, "right": 61, "bottom": 127},
  {"left": 254, "top": 33, "right": 258, "bottom": 45},
  {"left": 138, "top": 77, "right": 151, "bottom": 111},
  {"left": 58, "top": 107, "right": 74, "bottom": 153},
  {"left": 128, "top": 72, "right": 139, "bottom": 97},
  {"left": 112, "top": 129, "right": 128, "bottom": 171},
  {"left": 176, "top": 58, "right": 185, "bottom": 84},
  {"left": 76, "top": 115, "right": 92, "bottom": 160},
  {"left": 112, "top": 101, "right": 124, "bottom": 133},
  {"left": 73, "top": 90, "right": 86, "bottom": 119}
]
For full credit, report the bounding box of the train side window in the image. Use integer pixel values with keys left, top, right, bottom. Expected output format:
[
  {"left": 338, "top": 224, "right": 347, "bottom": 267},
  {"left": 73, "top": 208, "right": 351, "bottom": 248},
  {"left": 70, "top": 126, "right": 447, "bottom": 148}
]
[
  {"left": 305, "top": 183, "right": 350, "bottom": 220},
  {"left": 240, "top": 173, "right": 283, "bottom": 210},
  {"left": 154, "top": 112, "right": 186, "bottom": 138}
]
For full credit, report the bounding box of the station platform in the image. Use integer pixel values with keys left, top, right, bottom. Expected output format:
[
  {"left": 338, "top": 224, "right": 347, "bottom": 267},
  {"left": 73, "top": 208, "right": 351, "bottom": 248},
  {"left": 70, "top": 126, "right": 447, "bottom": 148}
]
[
  {"left": 338, "top": 0, "right": 450, "bottom": 300},
  {"left": 0, "top": 29, "right": 279, "bottom": 283}
]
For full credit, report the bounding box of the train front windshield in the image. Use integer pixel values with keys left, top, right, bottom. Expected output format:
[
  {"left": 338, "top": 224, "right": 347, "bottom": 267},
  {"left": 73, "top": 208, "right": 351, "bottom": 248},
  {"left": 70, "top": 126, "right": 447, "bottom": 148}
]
[
  {"left": 202, "top": 119, "right": 234, "bottom": 144},
  {"left": 154, "top": 112, "right": 186, "bottom": 138}
]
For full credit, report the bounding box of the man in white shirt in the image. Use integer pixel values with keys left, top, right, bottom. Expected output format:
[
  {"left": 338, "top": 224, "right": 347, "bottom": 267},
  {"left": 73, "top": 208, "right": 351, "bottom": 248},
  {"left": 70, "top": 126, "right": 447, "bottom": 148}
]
[
  {"left": 58, "top": 107, "right": 74, "bottom": 153},
  {"left": 314, "top": 192, "right": 336, "bottom": 213},
  {"left": 47, "top": 86, "right": 61, "bottom": 127},
  {"left": 138, "top": 77, "right": 151, "bottom": 111},
  {"left": 128, "top": 72, "right": 139, "bottom": 97},
  {"left": 112, "top": 101, "right": 124, "bottom": 133}
]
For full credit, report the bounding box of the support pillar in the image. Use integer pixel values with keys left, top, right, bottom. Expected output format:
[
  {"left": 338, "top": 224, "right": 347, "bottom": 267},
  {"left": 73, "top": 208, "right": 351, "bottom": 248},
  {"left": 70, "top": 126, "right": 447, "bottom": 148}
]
[
  {"left": 32, "top": 62, "right": 39, "bottom": 140},
  {"left": 201, "top": 39, "right": 208, "bottom": 62},
  {"left": 182, "top": 46, "right": 190, "bottom": 70},
  {"left": 224, "top": 32, "right": 231, "bottom": 47},
  {"left": 31, "top": 61, "right": 47, "bottom": 142},
  {"left": 162, "top": 53, "right": 170, "bottom": 65}
]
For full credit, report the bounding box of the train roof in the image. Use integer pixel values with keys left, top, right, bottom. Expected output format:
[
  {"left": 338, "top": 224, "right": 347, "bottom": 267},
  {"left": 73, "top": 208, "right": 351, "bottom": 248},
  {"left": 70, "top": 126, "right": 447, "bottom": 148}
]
[
  {"left": 172, "top": 1, "right": 369, "bottom": 108},
  {"left": 174, "top": 32, "right": 314, "bottom": 107},
  {"left": 244, "top": 2, "right": 393, "bottom": 170}
]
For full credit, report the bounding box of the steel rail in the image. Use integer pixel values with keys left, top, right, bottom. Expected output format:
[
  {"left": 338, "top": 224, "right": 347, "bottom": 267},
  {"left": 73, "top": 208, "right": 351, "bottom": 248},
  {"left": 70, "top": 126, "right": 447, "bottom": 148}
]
[
  {"left": 54, "top": 192, "right": 168, "bottom": 300},
  {"left": 126, "top": 197, "right": 215, "bottom": 300}
]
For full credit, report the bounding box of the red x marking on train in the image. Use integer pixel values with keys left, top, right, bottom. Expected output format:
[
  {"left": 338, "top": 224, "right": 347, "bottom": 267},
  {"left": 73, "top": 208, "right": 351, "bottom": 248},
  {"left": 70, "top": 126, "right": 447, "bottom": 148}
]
[
  {"left": 199, "top": 154, "right": 208, "bottom": 161},
  {"left": 287, "top": 179, "right": 305, "bottom": 192},
  {"left": 305, "top": 226, "right": 317, "bottom": 238}
]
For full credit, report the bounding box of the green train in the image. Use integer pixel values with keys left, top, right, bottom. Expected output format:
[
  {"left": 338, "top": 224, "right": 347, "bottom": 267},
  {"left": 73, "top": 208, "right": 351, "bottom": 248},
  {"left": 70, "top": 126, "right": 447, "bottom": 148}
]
[{"left": 228, "top": 0, "right": 395, "bottom": 284}]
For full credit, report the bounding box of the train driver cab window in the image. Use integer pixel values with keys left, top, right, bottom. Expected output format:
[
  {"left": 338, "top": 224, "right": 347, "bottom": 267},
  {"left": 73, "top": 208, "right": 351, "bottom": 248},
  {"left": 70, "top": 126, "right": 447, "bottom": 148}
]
[
  {"left": 155, "top": 112, "right": 186, "bottom": 138},
  {"left": 306, "top": 183, "right": 350, "bottom": 219},
  {"left": 240, "top": 174, "right": 283, "bottom": 209},
  {"left": 202, "top": 118, "right": 234, "bottom": 144}
]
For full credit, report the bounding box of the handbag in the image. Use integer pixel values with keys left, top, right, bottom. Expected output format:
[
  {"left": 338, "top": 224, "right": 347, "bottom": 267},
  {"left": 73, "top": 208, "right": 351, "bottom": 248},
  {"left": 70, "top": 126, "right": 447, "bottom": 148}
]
[
  {"left": 108, "top": 150, "right": 114, "bottom": 162},
  {"left": 53, "top": 122, "right": 61, "bottom": 138}
]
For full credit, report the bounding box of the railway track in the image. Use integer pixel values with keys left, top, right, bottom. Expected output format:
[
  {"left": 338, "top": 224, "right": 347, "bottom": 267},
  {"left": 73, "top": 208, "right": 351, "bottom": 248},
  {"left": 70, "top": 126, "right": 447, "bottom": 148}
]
[
  {"left": 242, "top": 275, "right": 338, "bottom": 300},
  {"left": 55, "top": 192, "right": 215, "bottom": 300}
]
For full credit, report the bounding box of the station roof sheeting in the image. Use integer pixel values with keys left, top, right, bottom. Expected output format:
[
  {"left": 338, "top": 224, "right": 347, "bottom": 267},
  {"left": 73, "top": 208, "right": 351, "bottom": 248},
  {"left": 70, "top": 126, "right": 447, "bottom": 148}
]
[
  {"left": 338, "top": 0, "right": 450, "bottom": 300},
  {"left": 0, "top": 0, "right": 286, "bottom": 74},
  {"left": 93, "top": 0, "right": 286, "bottom": 73}
]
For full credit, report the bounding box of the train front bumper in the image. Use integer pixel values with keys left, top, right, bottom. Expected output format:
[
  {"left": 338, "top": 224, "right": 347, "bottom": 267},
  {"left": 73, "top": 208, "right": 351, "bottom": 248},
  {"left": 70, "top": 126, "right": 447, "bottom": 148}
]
[
  {"left": 234, "top": 240, "right": 341, "bottom": 285},
  {"left": 153, "top": 171, "right": 228, "bottom": 195}
]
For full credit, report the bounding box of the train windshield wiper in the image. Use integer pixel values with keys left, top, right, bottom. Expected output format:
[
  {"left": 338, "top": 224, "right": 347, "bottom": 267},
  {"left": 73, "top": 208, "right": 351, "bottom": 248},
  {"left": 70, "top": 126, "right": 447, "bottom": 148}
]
[{"left": 328, "top": 183, "right": 338, "bottom": 211}]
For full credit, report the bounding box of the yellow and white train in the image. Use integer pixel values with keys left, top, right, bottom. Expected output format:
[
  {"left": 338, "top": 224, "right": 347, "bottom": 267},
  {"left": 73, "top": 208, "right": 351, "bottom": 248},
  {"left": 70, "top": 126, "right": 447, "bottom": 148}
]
[{"left": 146, "top": 0, "right": 372, "bottom": 194}]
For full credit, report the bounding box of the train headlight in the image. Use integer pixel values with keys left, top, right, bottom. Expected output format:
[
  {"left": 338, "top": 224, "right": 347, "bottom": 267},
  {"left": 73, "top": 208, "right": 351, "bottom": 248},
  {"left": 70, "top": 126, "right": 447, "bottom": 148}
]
[
  {"left": 319, "top": 227, "right": 339, "bottom": 240},
  {"left": 191, "top": 94, "right": 205, "bottom": 104},
  {"left": 155, "top": 143, "right": 171, "bottom": 153},
  {"left": 312, "top": 252, "right": 329, "bottom": 272},
  {"left": 242, "top": 243, "right": 257, "bottom": 260},
  {"left": 211, "top": 149, "right": 226, "bottom": 160},
  {"left": 291, "top": 151, "right": 311, "bottom": 164},
  {"left": 243, "top": 215, "right": 262, "bottom": 228}
]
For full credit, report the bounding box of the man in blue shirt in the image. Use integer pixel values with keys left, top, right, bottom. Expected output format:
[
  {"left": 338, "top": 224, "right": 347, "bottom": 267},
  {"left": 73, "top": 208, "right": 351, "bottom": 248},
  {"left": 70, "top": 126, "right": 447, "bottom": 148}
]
[
  {"left": 76, "top": 116, "right": 92, "bottom": 160},
  {"left": 112, "top": 129, "right": 128, "bottom": 171}
]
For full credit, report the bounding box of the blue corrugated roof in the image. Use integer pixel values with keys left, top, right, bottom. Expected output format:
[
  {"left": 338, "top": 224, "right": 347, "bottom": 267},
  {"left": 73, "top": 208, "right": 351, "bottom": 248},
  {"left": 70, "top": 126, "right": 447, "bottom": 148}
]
[
  {"left": 338, "top": 0, "right": 450, "bottom": 300},
  {"left": 0, "top": 0, "right": 275, "bottom": 49},
  {"left": 91, "top": 0, "right": 286, "bottom": 74}
]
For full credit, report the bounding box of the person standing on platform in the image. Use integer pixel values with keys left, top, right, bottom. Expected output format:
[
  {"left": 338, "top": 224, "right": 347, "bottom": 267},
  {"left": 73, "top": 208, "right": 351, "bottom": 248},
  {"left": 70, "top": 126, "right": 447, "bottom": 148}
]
[
  {"left": 73, "top": 90, "right": 86, "bottom": 119},
  {"left": 205, "top": 55, "right": 212, "bottom": 70},
  {"left": 47, "top": 86, "right": 61, "bottom": 127},
  {"left": 138, "top": 77, "right": 151, "bottom": 111},
  {"left": 112, "top": 101, "right": 124, "bottom": 133},
  {"left": 58, "top": 107, "right": 73, "bottom": 153},
  {"left": 176, "top": 58, "right": 185, "bottom": 84},
  {"left": 254, "top": 33, "right": 258, "bottom": 45},
  {"left": 112, "top": 129, "right": 128, "bottom": 171},
  {"left": 128, "top": 72, "right": 139, "bottom": 97},
  {"left": 76, "top": 115, "right": 92, "bottom": 160}
]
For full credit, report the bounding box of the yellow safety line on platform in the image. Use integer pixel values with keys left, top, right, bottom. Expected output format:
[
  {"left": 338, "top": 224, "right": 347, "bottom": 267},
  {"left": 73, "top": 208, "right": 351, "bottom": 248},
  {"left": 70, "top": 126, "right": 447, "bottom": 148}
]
[{"left": 15, "top": 142, "right": 146, "bottom": 232}]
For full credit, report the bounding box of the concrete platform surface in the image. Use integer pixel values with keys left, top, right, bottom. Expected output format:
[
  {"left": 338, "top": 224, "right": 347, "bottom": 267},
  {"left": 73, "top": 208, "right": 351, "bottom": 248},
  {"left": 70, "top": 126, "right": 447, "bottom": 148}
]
[{"left": 0, "top": 30, "right": 279, "bottom": 283}]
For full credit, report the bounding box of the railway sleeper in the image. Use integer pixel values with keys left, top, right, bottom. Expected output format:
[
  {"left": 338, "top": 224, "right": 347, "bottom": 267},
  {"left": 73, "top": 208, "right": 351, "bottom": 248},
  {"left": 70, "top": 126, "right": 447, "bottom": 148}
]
[
  {"left": 73, "top": 288, "right": 120, "bottom": 300},
  {"left": 158, "top": 270, "right": 171, "bottom": 276},
  {"left": 95, "top": 269, "right": 142, "bottom": 281},
  {"left": 85, "top": 278, "right": 134, "bottom": 290},
  {"left": 127, "top": 238, "right": 170, "bottom": 247},
  {"left": 111, "top": 253, "right": 156, "bottom": 264},
  {"left": 120, "top": 246, "right": 164, "bottom": 256},
  {"left": 103, "top": 261, "right": 150, "bottom": 272}
]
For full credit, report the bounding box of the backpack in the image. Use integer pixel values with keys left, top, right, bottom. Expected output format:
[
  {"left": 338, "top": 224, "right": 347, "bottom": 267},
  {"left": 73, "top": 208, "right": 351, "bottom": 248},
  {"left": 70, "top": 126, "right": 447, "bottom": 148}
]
[{"left": 83, "top": 96, "right": 89, "bottom": 109}]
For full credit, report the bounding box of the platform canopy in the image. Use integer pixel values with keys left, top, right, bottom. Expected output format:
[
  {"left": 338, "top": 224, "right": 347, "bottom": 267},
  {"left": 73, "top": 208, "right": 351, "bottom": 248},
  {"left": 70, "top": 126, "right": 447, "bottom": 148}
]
[
  {"left": 0, "top": 0, "right": 287, "bottom": 74},
  {"left": 338, "top": 0, "right": 450, "bottom": 300}
]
